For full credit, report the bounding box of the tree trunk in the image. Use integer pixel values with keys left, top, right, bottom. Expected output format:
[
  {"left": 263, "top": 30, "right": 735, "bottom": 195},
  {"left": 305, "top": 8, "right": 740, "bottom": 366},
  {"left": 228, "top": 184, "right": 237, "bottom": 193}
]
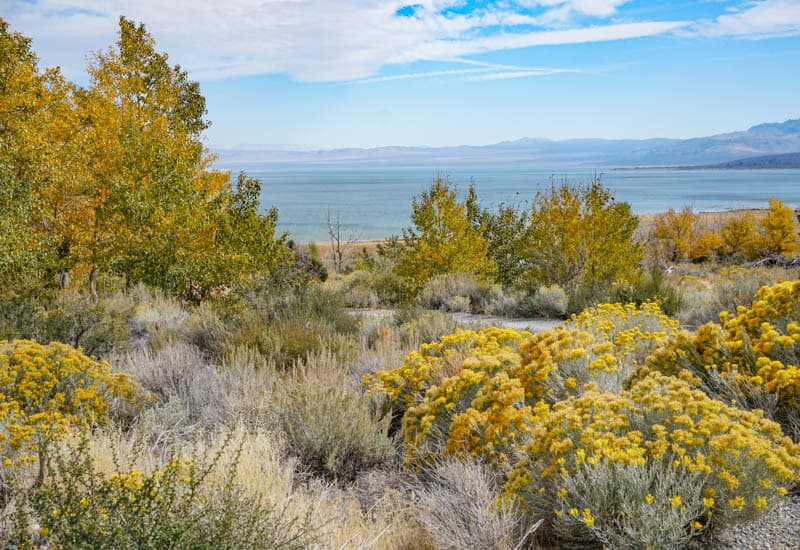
[
  {"left": 89, "top": 266, "right": 99, "bottom": 300},
  {"left": 58, "top": 271, "right": 69, "bottom": 290}
]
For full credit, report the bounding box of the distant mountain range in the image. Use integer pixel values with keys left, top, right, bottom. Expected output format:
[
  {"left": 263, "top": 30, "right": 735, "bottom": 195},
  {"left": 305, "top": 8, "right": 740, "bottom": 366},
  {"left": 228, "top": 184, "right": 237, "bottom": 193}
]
[
  {"left": 213, "top": 118, "right": 800, "bottom": 168},
  {"left": 693, "top": 151, "right": 800, "bottom": 169}
]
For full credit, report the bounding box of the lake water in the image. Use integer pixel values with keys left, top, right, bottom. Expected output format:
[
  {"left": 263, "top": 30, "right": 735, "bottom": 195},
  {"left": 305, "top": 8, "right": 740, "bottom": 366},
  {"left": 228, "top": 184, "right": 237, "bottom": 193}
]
[{"left": 244, "top": 165, "right": 800, "bottom": 242}]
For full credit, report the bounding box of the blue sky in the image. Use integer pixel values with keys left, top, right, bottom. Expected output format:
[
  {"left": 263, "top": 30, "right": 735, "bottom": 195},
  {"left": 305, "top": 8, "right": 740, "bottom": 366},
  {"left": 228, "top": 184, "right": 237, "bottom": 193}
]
[{"left": 4, "top": 0, "right": 800, "bottom": 148}]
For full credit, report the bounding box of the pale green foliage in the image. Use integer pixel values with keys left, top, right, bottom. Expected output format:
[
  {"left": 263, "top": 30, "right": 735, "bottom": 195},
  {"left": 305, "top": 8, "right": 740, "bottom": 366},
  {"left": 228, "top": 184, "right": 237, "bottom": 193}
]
[
  {"left": 396, "top": 177, "right": 496, "bottom": 293},
  {"left": 529, "top": 285, "right": 569, "bottom": 318},
  {"left": 466, "top": 185, "right": 530, "bottom": 288},
  {"left": 413, "top": 459, "right": 531, "bottom": 550},
  {"left": 276, "top": 357, "right": 395, "bottom": 483},
  {"left": 418, "top": 273, "right": 508, "bottom": 314}
]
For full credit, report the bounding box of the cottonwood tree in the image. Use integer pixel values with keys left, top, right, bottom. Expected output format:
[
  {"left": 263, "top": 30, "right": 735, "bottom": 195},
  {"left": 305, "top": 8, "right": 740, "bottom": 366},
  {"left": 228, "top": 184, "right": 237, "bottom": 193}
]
[
  {"left": 0, "top": 19, "right": 86, "bottom": 289},
  {"left": 522, "top": 179, "right": 641, "bottom": 306},
  {"left": 0, "top": 17, "right": 286, "bottom": 300},
  {"left": 396, "top": 177, "right": 496, "bottom": 293},
  {"left": 756, "top": 198, "right": 798, "bottom": 258},
  {"left": 465, "top": 185, "right": 529, "bottom": 288},
  {"left": 650, "top": 206, "right": 703, "bottom": 263}
]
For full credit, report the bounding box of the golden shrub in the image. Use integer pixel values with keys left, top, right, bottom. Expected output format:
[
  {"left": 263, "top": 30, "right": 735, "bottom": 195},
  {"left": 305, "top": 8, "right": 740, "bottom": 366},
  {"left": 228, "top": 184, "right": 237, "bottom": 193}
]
[
  {"left": 651, "top": 206, "right": 703, "bottom": 263},
  {"left": 504, "top": 371, "right": 800, "bottom": 538},
  {"left": 364, "top": 327, "right": 530, "bottom": 415},
  {"left": 645, "top": 280, "right": 800, "bottom": 439},
  {"left": 0, "top": 340, "right": 148, "bottom": 469},
  {"left": 365, "top": 294, "right": 800, "bottom": 546},
  {"left": 756, "top": 198, "right": 798, "bottom": 258},
  {"left": 515, "top": 302, "right": 678, "bottom": 400},
  {"left": 368, "top": 303, "right": 678, "bottom": 467}
]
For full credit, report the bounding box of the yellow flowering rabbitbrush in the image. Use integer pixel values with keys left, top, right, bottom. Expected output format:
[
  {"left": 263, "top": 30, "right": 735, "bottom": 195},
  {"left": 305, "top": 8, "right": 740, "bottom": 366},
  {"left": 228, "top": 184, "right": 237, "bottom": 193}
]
[
  {"left": 505, "top": 371, "right": 799, "bottom": 512},
  {"left": 646, "top": 280, "right": 800, "bottom": 440},
  {"left": 366, "top": 297, "right": 800, "bottom": 547},
  {"left": 365, "top": 327, "right": 530, "bottom": 416},
  {"left": 514, "top": 302, "right": 678, "bottom": 401},
  {"left": 0, "top": 340, "right": 149, "bottom": 471}
]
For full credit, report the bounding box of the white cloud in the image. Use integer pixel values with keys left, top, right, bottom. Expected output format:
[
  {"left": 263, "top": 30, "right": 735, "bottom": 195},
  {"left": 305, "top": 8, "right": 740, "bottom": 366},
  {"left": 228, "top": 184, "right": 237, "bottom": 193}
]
[
  {"left": 695, "top": 0, "right": 800, "bottom": 38},
  {"left": 348, "top": 62, "right": 577, "bottom": 83},
  {"left": 518, "top": 0, "right": 631, "bottom": 19},
  {"left": 347, "top": 67, "right": 496, "bottom": 83},
  {"left": 467, "top": 67, "right": 576, "bottom": 80},
  {"left": 399, "top": 20, "right": 686, "bottom": 60},
  {"left": 4, "top": 0, "right": 684, "bottom": 82}
]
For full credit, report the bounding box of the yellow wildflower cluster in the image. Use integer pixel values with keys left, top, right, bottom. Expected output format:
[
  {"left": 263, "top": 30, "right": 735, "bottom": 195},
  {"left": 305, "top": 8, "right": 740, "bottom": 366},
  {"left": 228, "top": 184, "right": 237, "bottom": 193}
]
[
  {"left": 516, "top": 302, "right": 677, "bottom": 400},
  {"left": 107, "top": 458, "right": 196, "bottom": 499},
  {"left": 42, "top": 457, "right": 197, "bottom": 539},
  {"left": 504, "top": 371, "right": 799, "bottom": 524},
  {"left": 364, "top": 327, "right": 530, "bottom": 415},
  {"left": 0, "top": 340, "right": 148, "bottom": 469},
  {"left": 646, "top": 281, "right": 800, "bottom": 437},
  {"left": 372, "top": 328, "right": 530, "bottom": 466},
  {"left": 404, "top": 369, "right": 534, "bottom": 467},
  {"left": 369, "top": 303, "right": 680, "bottom": 468},
  {"left": 368, "top": 297, "right": 800, "bottom": 544},
  {"left": 570, "top": 301, "right": 679, "bottom": 365}
]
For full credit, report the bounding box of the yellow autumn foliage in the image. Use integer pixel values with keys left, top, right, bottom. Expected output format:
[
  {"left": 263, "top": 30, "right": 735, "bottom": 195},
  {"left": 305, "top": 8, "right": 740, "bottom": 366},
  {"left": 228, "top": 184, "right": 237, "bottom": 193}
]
[
  {"left": 650, "top": 200, "right": 798, "bottom": 264},
  {"left": 396, "top": 177, "right": 497, "bottom": 293},
  {"left": 651, "top": 206, "right": 703, "bottom": 263},
  {"left": 367, "top": 303, "right": 678, "bottom": 467},
  {"left": 522, "top": 180, "right": 641, "bottom": 303},
  {"left": 757, "top": 198, "right": 799, "bottom": 258}
]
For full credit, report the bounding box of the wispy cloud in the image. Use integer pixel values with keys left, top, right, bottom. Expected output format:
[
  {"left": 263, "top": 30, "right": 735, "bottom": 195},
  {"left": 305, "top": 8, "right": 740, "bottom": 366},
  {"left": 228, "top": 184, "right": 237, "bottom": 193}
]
[
  {"left": 467, "top": 68, "right": 576, "bottom": 80},
  {"left": 4, "top": 0, "right": 686, "bottom": 82},
  {"left": 693, "top": 0, "right": 800, "bottom": 38},
  {"left": 347, "top": 68, "right": 495, "bottom": 84},
  {"left": 4, "top": 0, "right": 795, "bottom": 84},
  {"left": 347, "top": 62, "right": 578, "bottom": 83}
]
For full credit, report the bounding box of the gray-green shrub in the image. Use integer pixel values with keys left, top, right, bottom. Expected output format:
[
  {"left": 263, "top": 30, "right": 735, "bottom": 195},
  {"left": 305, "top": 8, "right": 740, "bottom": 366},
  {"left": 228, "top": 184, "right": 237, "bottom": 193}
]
[{"left": 276, "top": 355, "right": 395, "bottom": 483}]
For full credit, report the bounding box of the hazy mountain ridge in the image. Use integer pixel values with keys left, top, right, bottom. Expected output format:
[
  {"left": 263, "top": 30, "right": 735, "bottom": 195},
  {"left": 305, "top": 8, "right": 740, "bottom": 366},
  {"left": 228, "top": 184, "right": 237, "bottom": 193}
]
[
  {"left": 697, "top": 152, "right": 800, "bottom": 169},
  {"left": 213, "top": 118, "right": 800, "bottom": 168},
  {"left": 622, "top": 119, "right": 800, "bottom": 166}
]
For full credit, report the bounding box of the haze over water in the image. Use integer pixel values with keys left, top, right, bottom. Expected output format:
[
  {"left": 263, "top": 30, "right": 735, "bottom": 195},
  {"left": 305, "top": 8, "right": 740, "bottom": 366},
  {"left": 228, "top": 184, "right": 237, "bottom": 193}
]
[{"left": 247, "top": 166, "right": 800, "bottom": 243}]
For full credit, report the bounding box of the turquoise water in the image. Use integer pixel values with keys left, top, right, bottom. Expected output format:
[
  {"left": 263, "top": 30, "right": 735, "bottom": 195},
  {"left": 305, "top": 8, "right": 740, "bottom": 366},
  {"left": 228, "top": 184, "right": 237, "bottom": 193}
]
[{"left": 245, "top": 165, "right": 800, "bottom": 242}]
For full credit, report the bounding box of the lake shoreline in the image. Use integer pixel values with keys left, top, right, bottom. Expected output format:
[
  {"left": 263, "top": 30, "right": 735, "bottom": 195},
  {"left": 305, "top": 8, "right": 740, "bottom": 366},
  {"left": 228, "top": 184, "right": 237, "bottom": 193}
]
[{"left": 309, "top": 207, "right": 775, "bottom": 248}]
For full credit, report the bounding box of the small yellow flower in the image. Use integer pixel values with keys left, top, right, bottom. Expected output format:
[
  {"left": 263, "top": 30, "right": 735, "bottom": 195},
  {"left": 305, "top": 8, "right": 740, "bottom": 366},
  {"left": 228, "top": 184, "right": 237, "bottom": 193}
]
[
  {"left": 557, "top": 487, "right": 568, "bottom": 499},
  {"left": 645, "top": 494, "right": 654, "bottom": 504},
  {"left": 755, "top": 496, "right": 768, "bottom": 510},
  {"left": 670, "top": 495, "right": 682, "bottom": 508},
  {"left": 703, "top": 497, "right": 715, "bottom": 508},
  {"left": 691, "top": 521, "right": 703, "bottom": 530},
  {"left": 569, "top": 508, "right": 579, "bottom": 517},
  {"left": 79, "top": 497, "right": 89, "bottom": 507},
  {"left": 728, "top": 497, "right": 745, "bottom": 510},
  {"left": 582, "top": 508, "right": 595, "bottom": 528}
]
